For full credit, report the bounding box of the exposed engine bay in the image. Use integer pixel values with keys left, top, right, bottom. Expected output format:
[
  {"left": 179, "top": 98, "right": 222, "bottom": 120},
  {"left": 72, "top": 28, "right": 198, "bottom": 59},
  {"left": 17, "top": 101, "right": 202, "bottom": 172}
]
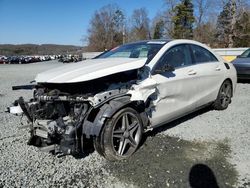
[{"left": 8, "top": 69, "right": 147, "bottom": 155}]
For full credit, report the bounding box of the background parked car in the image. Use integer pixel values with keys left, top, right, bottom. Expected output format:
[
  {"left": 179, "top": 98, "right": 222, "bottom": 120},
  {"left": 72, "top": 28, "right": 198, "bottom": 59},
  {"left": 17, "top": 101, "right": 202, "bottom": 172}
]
[
  {"left": 0, "top": 55, "right": 55, "bottom": 64},
  {"left": 60, "top": 54, "right": 83, "bottom": 63},
  {"left": 0, "top": 56, "right": 7, "bottom": 64},
  {"left": 232, "top": 48, "right": 250, "bottom": 80}
]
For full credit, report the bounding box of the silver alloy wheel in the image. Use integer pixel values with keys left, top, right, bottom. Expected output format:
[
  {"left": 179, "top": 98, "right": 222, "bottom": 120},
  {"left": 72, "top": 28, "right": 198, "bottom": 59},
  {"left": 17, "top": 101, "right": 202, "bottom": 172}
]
[
  {"left": 220, "top": 82, "right": 232, "bottom": 108},
  {"left": 112, "top": 112, "right": 141, "bottom": 156}
]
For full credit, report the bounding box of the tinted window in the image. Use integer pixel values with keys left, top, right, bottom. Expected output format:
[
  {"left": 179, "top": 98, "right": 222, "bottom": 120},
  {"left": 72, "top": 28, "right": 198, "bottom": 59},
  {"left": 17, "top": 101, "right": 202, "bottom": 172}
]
[
  {"left": 155, "top": 44, "right": 192, "bottom": 70},
  {"left": 97, "top": 42, "right": 166, "bottom": 60},
  {"left": 240, "top": 49, "right": 250, "bottom": 58},
  {"left": 190, "top": 45, "right": 218, "bottom": 63}
]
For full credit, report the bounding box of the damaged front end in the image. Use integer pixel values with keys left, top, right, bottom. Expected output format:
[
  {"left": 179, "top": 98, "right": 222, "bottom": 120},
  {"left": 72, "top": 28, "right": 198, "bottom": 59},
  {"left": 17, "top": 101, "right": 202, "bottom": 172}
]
[{"left": 7, "top": 70, "right": 139, "bottom": 155}]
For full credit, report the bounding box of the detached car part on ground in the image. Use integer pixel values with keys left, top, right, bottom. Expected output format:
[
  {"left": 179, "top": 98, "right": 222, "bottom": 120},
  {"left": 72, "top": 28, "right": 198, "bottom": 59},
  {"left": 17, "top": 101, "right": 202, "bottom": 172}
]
[{"left": 7, "top": 40, "right": 237, "bottom": 161}]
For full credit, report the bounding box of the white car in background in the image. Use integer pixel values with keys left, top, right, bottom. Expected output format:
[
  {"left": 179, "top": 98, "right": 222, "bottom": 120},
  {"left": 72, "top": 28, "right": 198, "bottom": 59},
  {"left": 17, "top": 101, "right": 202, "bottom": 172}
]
[{"left": 8, "top": 39, "right": 237, "bottom": 161}]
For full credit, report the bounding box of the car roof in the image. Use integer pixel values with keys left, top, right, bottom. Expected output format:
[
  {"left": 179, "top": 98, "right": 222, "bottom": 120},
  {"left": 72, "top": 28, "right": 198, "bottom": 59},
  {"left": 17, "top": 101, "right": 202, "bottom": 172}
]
[{"left": 125, "top": 39, "right": 172, "bottom": 45}]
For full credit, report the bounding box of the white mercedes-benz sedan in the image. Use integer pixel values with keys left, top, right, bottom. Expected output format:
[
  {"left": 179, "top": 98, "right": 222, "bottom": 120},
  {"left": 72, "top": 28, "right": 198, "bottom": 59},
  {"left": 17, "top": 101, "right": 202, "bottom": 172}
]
[{"left": 8, "top": 39, "right": 237, "bottom": 161}]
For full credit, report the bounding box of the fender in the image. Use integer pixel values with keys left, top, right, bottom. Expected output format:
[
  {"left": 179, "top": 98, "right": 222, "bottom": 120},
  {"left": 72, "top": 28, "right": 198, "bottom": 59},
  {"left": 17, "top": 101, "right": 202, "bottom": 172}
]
[{"left": 82, "top": 96, "right": 133, "bottom": 138}]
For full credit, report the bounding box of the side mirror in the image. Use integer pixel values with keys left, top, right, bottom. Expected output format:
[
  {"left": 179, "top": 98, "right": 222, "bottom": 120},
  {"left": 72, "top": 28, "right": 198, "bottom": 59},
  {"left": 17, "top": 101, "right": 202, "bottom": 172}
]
[{"left": 154, "top": 64, "right": 175, "bottom": 74}]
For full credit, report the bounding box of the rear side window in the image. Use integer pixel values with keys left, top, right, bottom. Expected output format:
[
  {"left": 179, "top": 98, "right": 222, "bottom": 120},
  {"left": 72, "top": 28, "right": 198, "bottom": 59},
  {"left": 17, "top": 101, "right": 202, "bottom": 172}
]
[{"left": 190, "top": 45, "right": 218, "bottom": 63}]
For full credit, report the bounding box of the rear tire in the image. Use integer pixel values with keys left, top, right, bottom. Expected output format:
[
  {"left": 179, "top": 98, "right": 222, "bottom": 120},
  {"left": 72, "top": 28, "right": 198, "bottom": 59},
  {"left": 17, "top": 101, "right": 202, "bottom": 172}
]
[
  {"left": 213, "top": 80, "right": 232, "bottom": 110},
  {"left": 93, "top": 107, "right": 143, "bottom": 161}
]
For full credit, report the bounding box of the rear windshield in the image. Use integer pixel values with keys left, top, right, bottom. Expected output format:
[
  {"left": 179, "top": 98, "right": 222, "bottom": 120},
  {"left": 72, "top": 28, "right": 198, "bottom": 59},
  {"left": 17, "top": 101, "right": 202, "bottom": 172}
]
[
  {"left": 96, "top": 41, "right": 166, "bottom": 60},
  {"left": 240, "top": 49, "right": 250, "bottom": 58}
]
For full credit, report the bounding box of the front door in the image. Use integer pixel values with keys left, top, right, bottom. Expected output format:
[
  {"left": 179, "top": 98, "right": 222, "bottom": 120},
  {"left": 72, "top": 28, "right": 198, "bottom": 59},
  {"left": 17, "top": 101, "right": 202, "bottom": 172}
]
[{"left": 149, "top": 44, "right": 198, "bottom": 127}]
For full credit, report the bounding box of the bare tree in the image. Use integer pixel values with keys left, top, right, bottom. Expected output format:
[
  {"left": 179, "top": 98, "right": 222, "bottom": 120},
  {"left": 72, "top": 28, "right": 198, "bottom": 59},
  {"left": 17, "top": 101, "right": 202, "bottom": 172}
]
[
  {"left": 192, "top": 0, "right": 220, "bottom": 45},
  {"left": 193, "top": 0, "right": 213, "bottom": 26},
  {"left": 193, "top": 21, "right": 217, "bottom": 46},
  {"left": 87, "top": 4, "right": 125, "bottom": 51},
  {"left": 129, "top": 8, "right": 150, "bottom": 41}
]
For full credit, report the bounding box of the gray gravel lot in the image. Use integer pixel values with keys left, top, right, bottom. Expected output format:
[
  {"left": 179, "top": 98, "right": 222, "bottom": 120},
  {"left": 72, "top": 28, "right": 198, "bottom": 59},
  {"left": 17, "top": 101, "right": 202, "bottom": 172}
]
[{"left": 0, "top": 61, "right": 249, "bottom": 187}]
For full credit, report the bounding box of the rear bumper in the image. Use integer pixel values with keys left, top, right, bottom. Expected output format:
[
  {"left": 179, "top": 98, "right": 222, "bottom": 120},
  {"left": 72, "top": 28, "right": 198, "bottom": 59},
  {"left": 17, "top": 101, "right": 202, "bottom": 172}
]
[
  {"left": 235, "top": 67, "right": 250, "bottom": 79},
  {"left": 237, "top": 74, "right": 250, "bottom": 80},
  {"left": 236, "top": 70, "right": 250, "bottom": 79}
]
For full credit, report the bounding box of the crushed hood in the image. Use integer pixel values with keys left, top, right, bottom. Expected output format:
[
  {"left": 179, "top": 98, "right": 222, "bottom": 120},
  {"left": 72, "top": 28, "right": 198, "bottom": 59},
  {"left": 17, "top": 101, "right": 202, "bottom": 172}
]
[{"left": 35, "top": 58, "right": 147, "bottom": 83}]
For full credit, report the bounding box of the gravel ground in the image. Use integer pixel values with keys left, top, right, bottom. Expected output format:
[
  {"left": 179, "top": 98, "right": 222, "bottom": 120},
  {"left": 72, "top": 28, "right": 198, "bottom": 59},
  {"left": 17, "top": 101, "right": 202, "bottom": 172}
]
[{"left": 0, "top": 61, "right": 249, "bottom": 187}]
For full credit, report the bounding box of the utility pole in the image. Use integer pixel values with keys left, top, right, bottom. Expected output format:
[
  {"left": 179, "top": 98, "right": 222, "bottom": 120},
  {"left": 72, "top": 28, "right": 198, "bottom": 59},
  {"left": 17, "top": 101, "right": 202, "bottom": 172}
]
[{"left": 122, "top": 24, "right": 125, "bottom": 44}]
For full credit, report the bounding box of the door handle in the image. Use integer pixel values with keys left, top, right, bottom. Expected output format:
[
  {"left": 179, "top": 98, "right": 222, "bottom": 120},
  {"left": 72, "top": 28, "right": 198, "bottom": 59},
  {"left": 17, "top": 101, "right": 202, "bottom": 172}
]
[
  {"left": 188, "top": 70, "right": 197, "bottom": 75},
  {"left": 215, "top": 67, "right": 221, "bottom": 71}
]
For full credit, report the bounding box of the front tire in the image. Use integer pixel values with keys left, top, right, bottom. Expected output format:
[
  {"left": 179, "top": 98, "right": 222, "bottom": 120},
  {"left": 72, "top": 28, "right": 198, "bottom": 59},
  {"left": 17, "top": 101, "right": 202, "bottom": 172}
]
[
  {"left": 94, "top": 107, "right": 143, "bottom": 161},
  {"left": 213, "top": 80, "right": 232, "bottom": 110}
]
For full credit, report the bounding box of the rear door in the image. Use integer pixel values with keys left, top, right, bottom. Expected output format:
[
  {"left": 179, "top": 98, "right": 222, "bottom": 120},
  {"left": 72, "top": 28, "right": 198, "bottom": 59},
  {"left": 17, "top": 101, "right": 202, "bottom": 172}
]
[{"left": 188, "top": 44, "right": 225, "bottom": 107}]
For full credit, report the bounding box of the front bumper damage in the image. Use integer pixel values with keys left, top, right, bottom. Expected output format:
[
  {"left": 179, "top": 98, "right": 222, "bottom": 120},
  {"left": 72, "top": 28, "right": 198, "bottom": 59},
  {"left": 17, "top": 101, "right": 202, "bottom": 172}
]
[
  {"left": 6, "top": 97, "right": 75, "bottom": 154},
  {"left": 6, "top": 66, "right": 155, "bottom": 156},
  {"left": 6, "top": 84, "right": 134, "bottom": 155}
]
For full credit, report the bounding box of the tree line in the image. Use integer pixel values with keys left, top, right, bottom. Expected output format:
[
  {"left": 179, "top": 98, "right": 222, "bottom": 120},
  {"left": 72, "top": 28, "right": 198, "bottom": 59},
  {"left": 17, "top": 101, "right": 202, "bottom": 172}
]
[
  {"left": 0, "top": 44, "right": 82, "bottom": 56},
  {"left": 86, "top": 0, "right": 250, "bottom": 51}
]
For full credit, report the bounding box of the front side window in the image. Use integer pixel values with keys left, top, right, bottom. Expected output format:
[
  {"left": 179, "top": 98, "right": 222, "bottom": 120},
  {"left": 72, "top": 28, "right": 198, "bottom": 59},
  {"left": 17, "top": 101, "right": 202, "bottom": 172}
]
[
  {"left": 154, "top": 44, "right": 192, "bottom": 71},
  {"left": 190, "top": 45, "right": 218, "bottom": 63}
]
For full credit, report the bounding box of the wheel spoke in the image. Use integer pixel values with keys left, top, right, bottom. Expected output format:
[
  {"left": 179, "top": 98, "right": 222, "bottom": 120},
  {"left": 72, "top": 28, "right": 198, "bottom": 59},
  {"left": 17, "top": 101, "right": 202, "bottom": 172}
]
[
  {"left": 226, "top": 88, "right": 231, "bottom": 98},
  {"left": 225, "top": 85, "right": 229, "bottom": 93},
  {"left": 128, "top": 136, "right": 137, "bottom": 148},
  {"left": 224, "top": 85, "right": 230, "bottom": 95},
  {"left": 221, "top": 84, "right": 231, "bottom": 106},
  {"left": 220, "top": 96, "right": 225, "bottom": 106},
  {"left": 220, "top": 95, "right": 224, "bottom": 100},
  {"left": 125, "top": 114, "right": 130, "bottom": 129},
  {"left": 220, "top": 87, "right": 227, "bottom": 105},
  {"left": 122, "top": 114, "right": 129, "bottom": 130},
  {"left": 118, "top": 138, "right": 128, "bottom": 155},
  {"left": 128, "top": 121, "right": 138, "bottom": 132},
  {"left": 220, "top": 93, "right": 226, "bottom": 102},
  {"left": 113, "top": 130, "right": 124, "bottom": 138}
]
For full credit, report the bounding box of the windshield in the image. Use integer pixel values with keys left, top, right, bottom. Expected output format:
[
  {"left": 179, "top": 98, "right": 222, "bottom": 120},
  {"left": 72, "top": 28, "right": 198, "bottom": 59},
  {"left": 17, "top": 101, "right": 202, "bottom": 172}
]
[
  {"left": 239, "top": 48, "right": 250, "bottom": 58},
  {"left": 96, "top": 41, "right": 167, "bottom": 61}
]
